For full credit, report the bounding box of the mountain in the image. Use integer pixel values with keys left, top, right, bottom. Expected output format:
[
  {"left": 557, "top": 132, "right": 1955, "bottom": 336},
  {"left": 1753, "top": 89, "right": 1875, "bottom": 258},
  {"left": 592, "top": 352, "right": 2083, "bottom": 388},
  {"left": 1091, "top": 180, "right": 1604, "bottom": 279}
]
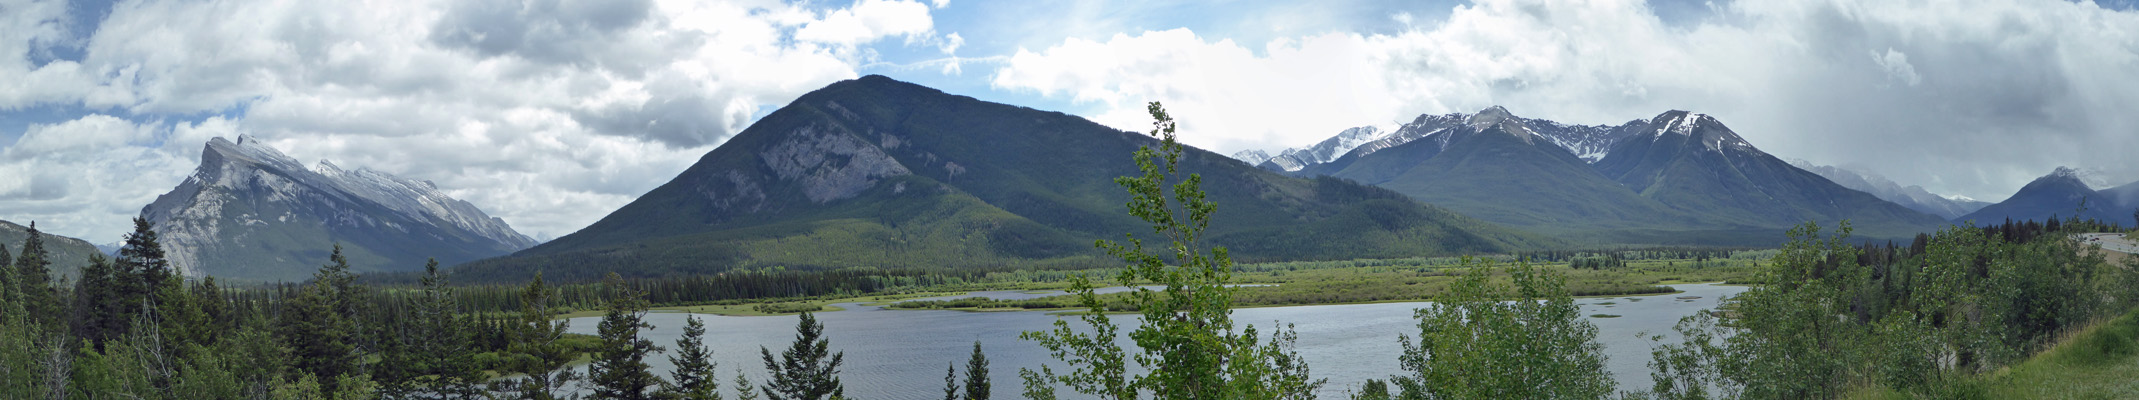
[
  {"left": 1252, "top": 125, "right": 1392, "bottom": 171},
  {"left": 1956, "top": 167, "right": 2136, "bottom": 225},
  {"left": 0, "top": 220, "right": 105, "bottom": 279},
  {"left": 1250, "top": 109, "right": 1647, "bottom": 174},
  {"left": 141, "top": 136, "right": 536, "bottom": 281},
  {"left": 1592, "top": 111, "right": 1950, "bottom": 239},
  {"left": 457, "top": 75, "right": 1549, "bottom": 283},
  {"left": 1228, "top": 149, "right": 1272, "bottom": 164},
  {"left": 1263, "top": 107, "right": 1946, "bottom": 244},
  {"left": 1790, "top": 161, "right": 1991, "bottom": 219},
  {"left": 1289, "top": 107, "right": 1779, "bottom": 244}
]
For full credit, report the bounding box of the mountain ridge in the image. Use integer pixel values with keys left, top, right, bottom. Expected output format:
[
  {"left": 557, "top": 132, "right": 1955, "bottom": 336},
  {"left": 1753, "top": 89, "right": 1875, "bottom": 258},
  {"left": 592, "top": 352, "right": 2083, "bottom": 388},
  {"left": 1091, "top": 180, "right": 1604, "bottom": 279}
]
[
  {"left": 141, "top": 136, "right": 536, "bottom": 281},
  {"left": 461, "top": 75, "right": 1551, "bottom": 283}
]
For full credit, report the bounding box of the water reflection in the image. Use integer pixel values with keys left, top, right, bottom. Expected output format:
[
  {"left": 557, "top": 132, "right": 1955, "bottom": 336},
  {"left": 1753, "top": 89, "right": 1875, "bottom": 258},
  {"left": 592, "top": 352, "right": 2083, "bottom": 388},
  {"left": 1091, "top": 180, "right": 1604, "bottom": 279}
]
[{"left": 566, "top": 283, "right": 1745, "bottom": 399}]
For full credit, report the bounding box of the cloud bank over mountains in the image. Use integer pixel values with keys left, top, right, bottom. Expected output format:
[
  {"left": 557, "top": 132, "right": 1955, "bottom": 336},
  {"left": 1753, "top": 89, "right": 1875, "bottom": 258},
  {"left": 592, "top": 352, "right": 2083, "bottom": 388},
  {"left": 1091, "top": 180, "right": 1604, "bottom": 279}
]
[
  {"left": 990, "top": 0, "right": 2139, "bottom": 204},
  {"left": 0, "top": 0, "right": 957, "bottom": 240},
  {"left": 3, "top": 0, "right": 2135, "bottom": 242}
]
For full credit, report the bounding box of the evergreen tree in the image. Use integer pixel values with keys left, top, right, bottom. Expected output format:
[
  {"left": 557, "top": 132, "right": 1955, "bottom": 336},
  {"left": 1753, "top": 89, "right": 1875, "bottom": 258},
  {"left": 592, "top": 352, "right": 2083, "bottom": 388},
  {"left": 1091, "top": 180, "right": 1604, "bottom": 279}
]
[
  {"left": 14, "top": 221, "right": 62, "bottom": 330},
  {"left": 760, "top": 311, "right": 844, "bottom": 400},
  {"left": 70, "top": 254, "right": 123, "bottom": 347},
  {"left": 943, "top": 363, "right": 960, "bottom": 400},
  {"left": 279, "top": 277, "right": 357, "bottom": 397},
  {"left": 963, "top": 341, "right": 990, "bottom": 400},
  {"left": 403, "top": 259, "right": 486, "bottom": 399},
  {"left": 734, "top": 370, "right": 762, "bottom": 400},
  {"left": 0, "top": 243, "right": 14, "bottom": 311},
  {"left": 502, "top": 272, "right": 580, "bottom": 399},
  {"left": 664, "top": 315, "right": 722, "bottom": 400},
  {"left": 590, "top": 272, "right": 664, "bottom": 400}
]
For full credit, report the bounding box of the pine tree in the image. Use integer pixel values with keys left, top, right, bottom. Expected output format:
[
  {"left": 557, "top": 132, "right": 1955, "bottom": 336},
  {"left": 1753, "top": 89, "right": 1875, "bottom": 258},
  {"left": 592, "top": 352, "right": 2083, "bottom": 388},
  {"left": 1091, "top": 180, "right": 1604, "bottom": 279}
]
[
  {"left": 734, "top": 370, "right": 762, "bottom": 400},
  {"left": 405, "top": 259, "right": 486, "bottom": 399},
  {"left": 964, "top": 341, "right": 990, "bottom": 400},
  {"left": 760, "top": 311, "right": 844, "bottom": 400},
  {"left": 590, "top": 272, "right": 664, "bottom": 400},
  {"left": 664, "top": 316, "right": 722, "bottom": 400},
  {"left": 943, "top": 363, "right": 960, "bottom": 400},
  {"left": 503, "top": 272, "right": 580, "bottom": 399},
  {"left": 71, "top": 254, "right": 123, "bottom": 347},
  {"left": 278, "top": 277, "right": 357, "bottom": 396},
  {"left": 14, "top": 221, "right": 62, "bottom": 330}
]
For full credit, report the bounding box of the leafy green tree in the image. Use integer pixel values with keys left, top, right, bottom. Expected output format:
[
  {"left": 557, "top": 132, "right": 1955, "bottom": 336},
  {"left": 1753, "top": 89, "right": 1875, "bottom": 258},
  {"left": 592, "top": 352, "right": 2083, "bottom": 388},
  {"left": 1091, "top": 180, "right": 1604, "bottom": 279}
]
[
  {"left": 501, "top": 272, "right": 581, "bottom": 399},
  {"left": 1392, "top": 258, "right": 1612, "bottom": 399},
  {"left": 760, "top": 311, "right": 844, "bottom": 400},
  {"left": 1021, "top": 102, "right": 1322, "bottom": 400},
  {"left": 663, "top": 315, "right": 722, "bottom": 400},
  {"left": 591, "top": 272, "right": 665, "bottom": 400},
  {"left": 964, "top": 341, "right": 990, "bottom": 400}
]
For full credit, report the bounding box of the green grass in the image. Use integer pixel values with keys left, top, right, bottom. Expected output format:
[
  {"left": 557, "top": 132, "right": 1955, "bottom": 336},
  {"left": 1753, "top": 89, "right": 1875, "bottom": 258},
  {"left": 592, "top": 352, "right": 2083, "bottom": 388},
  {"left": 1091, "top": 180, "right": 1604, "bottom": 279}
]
[
  {"left": 1978, "top": 307, "right": 2139, "bottom": 399},
  {"left": 1842, "top": 306, "right": 2139, "bottom": 399}
]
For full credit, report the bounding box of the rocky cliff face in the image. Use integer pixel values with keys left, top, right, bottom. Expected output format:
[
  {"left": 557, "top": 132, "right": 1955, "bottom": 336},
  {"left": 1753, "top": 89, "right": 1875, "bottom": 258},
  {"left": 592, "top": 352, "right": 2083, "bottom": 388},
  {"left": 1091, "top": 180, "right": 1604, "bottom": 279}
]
[{"left": 141, "top": 136, "right": 535, "bottom": 281}]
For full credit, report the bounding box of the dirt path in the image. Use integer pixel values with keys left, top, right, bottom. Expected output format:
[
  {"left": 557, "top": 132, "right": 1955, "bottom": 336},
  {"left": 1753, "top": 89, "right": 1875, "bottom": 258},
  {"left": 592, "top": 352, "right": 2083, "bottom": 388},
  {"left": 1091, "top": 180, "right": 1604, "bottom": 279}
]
[{"left": 2076, "top": 232, "right": 2138, "bottom": 264}]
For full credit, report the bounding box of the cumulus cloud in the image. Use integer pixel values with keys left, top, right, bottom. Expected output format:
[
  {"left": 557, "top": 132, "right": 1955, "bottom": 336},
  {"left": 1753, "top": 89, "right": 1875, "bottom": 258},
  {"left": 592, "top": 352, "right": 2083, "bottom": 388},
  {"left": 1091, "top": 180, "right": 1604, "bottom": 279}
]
[
  {"left": 992, "top": 29, "right": 1406, "bottom": 153},
  {"left": 990, "top": 0, "right": 2139, "bottom": 201},
  {"left": 0, "top": 0, "right": 954, "bottom": 240}
]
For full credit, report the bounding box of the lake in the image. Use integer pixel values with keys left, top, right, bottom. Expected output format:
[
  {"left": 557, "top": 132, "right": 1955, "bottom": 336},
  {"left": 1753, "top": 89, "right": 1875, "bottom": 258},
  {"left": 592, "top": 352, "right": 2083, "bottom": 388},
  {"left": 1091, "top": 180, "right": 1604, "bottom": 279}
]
[{"left": 565, "top": 283, "right": 1747, "bottom": 399}]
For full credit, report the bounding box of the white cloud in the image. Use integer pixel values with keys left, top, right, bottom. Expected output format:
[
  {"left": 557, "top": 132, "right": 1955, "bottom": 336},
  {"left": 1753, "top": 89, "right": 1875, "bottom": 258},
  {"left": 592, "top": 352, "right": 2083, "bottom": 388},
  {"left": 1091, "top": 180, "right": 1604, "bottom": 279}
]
[
  {"left": 0, "top": 115, "right": 197, "bottom": 242},
  {"left": 992, "top": 29, "right": 1404, "bottom": 153},
  {"left": 0, "top": 0, "right": 954, "bottom": 241},
  {"left": 991, "top": 0, "right": 2139, "bottom": 202}
]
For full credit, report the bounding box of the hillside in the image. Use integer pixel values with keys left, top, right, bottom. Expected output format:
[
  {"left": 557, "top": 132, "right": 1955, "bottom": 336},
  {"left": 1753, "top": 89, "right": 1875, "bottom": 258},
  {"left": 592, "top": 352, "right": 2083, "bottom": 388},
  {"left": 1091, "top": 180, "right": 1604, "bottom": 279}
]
[
  {"left": 1957, "top": 167, "right": 2137, "bottom": 225},
  {"left": 0, "top": 220, "right": 106, "bottom": 279},
  {"left": 455, "top": 75, "right": 1551, "bottom": 283}
]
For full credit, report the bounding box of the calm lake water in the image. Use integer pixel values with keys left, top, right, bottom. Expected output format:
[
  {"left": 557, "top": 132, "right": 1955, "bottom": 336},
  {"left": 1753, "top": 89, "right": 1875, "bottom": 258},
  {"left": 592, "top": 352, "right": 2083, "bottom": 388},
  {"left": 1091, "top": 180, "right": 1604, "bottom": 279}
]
[{"left": 565, "top": 283, "right": 1747, "bottom": 399}]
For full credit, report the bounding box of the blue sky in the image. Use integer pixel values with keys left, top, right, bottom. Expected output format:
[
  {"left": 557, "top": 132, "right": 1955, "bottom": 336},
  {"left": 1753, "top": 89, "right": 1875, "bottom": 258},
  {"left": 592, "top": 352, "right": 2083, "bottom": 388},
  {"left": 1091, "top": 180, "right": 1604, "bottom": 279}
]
[{"left": 3, "top": 0, "right": 2137, "bottom": 242}]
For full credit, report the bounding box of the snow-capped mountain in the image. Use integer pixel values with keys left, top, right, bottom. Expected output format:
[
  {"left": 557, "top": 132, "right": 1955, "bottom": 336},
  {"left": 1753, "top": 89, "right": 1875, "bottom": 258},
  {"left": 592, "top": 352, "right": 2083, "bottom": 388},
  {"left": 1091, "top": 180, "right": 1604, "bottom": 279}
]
[
  {"left": 1228, "top": 149, "right": 1272, "bottom": 164},
  {"left": 141, "top": 135, "right": 535, "bottom": 281},
  {"left": 1241, "top": 106, "right": 1647, "bottom": 173},
  {"left": 1789, "top": 160, "right": 1992, "bottom": 220},
  {"left": 1250, "top": 125, "right": 1394, "bottom": 171}
]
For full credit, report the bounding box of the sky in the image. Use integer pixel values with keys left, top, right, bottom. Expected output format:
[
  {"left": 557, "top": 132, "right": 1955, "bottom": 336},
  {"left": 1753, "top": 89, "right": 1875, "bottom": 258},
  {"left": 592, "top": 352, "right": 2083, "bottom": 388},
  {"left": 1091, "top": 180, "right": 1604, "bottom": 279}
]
[{"left": 2, "top": 0, "right": 2137, "bottom": 243}]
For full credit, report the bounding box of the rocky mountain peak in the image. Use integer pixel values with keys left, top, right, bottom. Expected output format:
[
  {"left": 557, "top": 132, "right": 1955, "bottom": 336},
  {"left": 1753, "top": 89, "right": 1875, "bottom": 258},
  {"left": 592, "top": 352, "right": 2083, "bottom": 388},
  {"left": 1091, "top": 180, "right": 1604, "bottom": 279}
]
[{"left": 143, "top": 136, "right": 536, "bottom": 280}]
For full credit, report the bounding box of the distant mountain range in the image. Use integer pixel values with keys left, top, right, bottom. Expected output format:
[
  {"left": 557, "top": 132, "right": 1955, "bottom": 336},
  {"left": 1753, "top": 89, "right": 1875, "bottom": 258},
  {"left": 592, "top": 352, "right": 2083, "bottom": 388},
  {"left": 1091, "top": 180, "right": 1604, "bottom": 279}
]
[
  {"left": 1958, "top": 167, "right": 2139, "bottom": 226},
  {"left": 1789, "top": 161, "right": 1991, "bottom": 220},
  {"left": 1239, "top": 107, "right": 1951, "bottom": 244},
  {"left": 141, "top": 136, "right": 536, "bottom": 282},
  {"left": 452, "top": 75, "right": 1550, "bottom": 283},
  {"left": 0, "top": 220, "right": 105, "bottom": 279}
]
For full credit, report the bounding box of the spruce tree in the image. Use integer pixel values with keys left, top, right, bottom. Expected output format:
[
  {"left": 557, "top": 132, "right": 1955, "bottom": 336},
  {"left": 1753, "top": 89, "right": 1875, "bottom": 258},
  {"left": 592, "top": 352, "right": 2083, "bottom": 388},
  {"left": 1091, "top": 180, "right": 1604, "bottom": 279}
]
[
  {"left": 760, "top": 311, "right": 844, "bottom": 400},
  {"left": 590, "top": 272, "right": 664, "bottom": 400},
  {"left": 943, "top": 363, "right": 960, "bottom": 400},
  {"left": 963, "top": 341, "right": 990, "bottom": 400},
  {"left": 504, "top": 272, "right": 579, "bottom": 399},
  {"left": 405, "top": 259, "right": 485, "bottom": 399},
  {"left": 0, "top": 243, "right": 14, "bottom": 310},
  {"left": 665, "top": 315, "right": 722, "bottom": 400},
  {"left": 14, "top": 221, "right": 61, "bottom": 330},
  {"left": 734, "top": 370, "right": 762, "bottom": 400},
  {"left": 70, "top": 254, "right": 122, "bottom": 347},
  {"left": 278, "top": 277, "right": 356, "bottom": 396}
]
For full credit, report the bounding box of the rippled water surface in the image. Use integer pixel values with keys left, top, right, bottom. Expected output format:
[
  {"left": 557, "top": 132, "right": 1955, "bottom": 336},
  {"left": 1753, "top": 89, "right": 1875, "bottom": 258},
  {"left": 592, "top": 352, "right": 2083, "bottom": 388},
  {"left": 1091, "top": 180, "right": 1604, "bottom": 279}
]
[{"left": 566, "top": 283, "right": 1747, "bottom": 399}]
